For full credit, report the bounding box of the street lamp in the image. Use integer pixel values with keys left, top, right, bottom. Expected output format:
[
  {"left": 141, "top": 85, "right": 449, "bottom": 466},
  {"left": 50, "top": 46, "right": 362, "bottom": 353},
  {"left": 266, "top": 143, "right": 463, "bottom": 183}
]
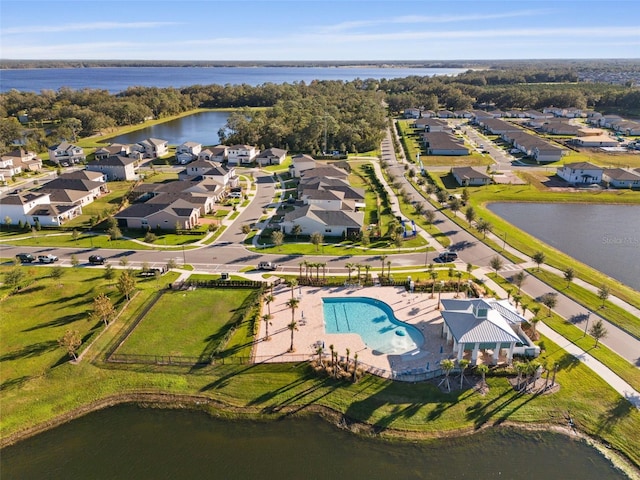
[
  {"left": 502, "top": 232, "right": 507, "bottom": 252},
  {"left": 437, "top": 281, "right": 444, "bottom": 310}
]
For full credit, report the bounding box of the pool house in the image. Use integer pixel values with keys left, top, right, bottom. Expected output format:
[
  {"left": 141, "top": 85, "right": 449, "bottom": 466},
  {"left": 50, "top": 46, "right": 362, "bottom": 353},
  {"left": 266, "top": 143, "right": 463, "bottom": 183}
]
[{"left": 440, "top": 298, "right": 540, "bottom": 365}]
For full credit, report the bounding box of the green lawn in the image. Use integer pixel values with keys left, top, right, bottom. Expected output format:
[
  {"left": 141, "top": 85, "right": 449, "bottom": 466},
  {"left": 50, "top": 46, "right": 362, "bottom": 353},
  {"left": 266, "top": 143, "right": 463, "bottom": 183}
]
[
  {"left": 116, "top": 288, "right": 256, "bottom": 359},
  {"left": 1, "top": 267, "right": 639, "bottom": 469},
  {"left": 0, "top": 267, "right": 124, "bottom": 387}
]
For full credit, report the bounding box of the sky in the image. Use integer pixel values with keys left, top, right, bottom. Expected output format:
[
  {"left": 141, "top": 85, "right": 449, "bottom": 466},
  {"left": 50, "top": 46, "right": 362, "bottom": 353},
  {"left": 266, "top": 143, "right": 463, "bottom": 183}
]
[{"left": 1, "top": 0, "right": 639, "bottom": 61}]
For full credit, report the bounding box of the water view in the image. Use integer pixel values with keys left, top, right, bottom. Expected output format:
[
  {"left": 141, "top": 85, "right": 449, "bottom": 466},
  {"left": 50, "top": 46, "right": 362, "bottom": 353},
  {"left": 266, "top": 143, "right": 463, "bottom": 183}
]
[
  {"left": 107, "top": 110, "right": 229, "bottom": 146},
  {"left": 488, "top": 203, "right": 640, "bottom": 291},
  {"left": 0, "top": 66, "right": 467, "bottom": 94},
  {"left": 0, "top": 404, "right": 625, "bottom": 480}
]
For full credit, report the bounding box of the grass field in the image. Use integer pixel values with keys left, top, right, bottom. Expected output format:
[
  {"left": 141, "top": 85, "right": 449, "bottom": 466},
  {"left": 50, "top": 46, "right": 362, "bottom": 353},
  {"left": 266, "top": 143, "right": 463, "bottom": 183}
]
[
  {"left": 0, "top": 267, "right": 639, "bottom": 471},
  {"left": 116, "top": 288, "right": 255, "bottom": 358}
]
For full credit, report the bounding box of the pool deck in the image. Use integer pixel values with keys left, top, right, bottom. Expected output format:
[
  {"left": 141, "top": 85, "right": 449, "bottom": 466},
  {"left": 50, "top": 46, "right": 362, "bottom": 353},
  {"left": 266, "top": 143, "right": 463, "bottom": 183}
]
[{"left": 254, "top": 284, "right": 458, "bottom": 378}]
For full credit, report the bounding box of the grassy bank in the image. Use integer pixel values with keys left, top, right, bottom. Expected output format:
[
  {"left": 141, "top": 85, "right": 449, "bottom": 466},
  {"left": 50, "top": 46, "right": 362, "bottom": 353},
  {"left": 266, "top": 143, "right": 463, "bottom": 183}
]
[{"left": 1, "top": 267, "right": 639, "bottom": 471}]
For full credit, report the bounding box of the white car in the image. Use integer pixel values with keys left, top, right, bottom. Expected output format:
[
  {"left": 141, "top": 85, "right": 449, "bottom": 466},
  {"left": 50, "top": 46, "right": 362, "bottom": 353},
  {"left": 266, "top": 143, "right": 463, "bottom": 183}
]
[{"left": 38, "top": 254, "right": 59, "bottom": 263}]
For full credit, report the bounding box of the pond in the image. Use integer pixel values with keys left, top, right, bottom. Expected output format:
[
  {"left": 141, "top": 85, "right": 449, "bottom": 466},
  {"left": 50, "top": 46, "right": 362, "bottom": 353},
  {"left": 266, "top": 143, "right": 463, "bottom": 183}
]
[
  {"left": 487, "top": 202, "right": 640, "bottom": 291},
  {"left": 107, "top": 110, "right": 230, "bottom": 146},
  {"left": 0, "top": 404, "right": 626, "bottom": 479}
]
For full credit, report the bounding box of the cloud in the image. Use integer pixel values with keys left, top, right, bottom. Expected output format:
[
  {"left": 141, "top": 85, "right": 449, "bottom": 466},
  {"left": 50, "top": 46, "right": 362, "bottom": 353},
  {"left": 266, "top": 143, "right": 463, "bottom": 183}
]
[
  {"left": 2, "top": 21, "right": 179, "bottom": 35},
  {"left": 317, "top": 9, "right": 549, "bottom": 33}
]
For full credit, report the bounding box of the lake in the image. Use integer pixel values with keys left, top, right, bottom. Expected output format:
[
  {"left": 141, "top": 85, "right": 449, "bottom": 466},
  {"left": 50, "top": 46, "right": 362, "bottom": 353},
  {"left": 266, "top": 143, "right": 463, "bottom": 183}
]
[
  {"left": 487, "top": 202, "right": 640, "bottom": 291},
  {"left": 0, "top": 66, "right": 467, "bottom": 94},
  {"left": 107, "top": 110, "right": 230, "bottom": 146},
  {"left": 0, "top": 404, "right": 626, "bottom": 480}
]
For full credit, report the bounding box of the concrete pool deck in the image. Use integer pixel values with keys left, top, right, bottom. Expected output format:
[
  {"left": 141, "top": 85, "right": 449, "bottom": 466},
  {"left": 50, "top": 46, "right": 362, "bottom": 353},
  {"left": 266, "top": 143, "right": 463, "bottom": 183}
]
[{"left": 254, "top": 284, "right": 458, "bottom": 378}]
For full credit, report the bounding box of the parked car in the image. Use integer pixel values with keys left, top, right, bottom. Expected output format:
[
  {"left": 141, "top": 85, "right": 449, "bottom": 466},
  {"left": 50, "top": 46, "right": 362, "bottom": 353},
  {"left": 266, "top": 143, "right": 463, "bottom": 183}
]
[
  {"left": 436, "top": 251, "right": 458, "bottom": 262},
  {"left": 88, "top": 255, "right": 106, "bottom": 265},
  {"left": 258, "top": 261, "right": 278, "bottom": 271},
  {"left": 38, "top": 254, "right": 59, "bottom": 263},
  {"left": 229, "top": 192, "right": 242, "bottom": 198},
  {"left": 138, "top": 268, "right": 162, "bottom": 277},
  {"left": 16, "top": 253, "right": 35, "bottom": 263}
]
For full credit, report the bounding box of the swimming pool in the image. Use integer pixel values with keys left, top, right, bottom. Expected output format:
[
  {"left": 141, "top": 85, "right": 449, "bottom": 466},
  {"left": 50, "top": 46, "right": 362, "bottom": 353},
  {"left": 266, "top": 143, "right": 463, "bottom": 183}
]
[{"left": 322, "top": 297, "right": 424, "bottom": 355}]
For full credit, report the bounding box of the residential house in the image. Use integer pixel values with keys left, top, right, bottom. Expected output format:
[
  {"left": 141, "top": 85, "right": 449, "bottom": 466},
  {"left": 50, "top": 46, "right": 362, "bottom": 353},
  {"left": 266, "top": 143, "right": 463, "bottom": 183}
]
[
  {"left": 0, "top": 156, "right": 22, "bottom": 177},
  {"left": 572, "top": 135, "right": 619, "bottom": 148},
  {"left": 0, "top": 191, "right": 81, "bottom": 226},
  {"left": 227, "top": 144, "right": 258, "bottom": 165},
  {"left": 94, "top": 143, "right": 133, "bottom": 160},
  {"left": 440, "top": 298, "right": 539, "bottom": 365},
  {"left": 290, "top": 154, "right": 318, "bottom": 177},
  {"left": 556, "top": 162, "right": 603, "bottom": 185},
  {"left": 423, "top": 132, "right": 469, "bottom": 156},
  {"left": 48, "top": 141, "right": 85, "bottom": 165},
  {"left": 198, "top": 145, "right": 227, "bottom": 163},
  {"left": 87, "top": 155, "right": 139, "bottom": 181},
  {"left": 175, "top": 142, "right": 202, "bottom": 165},
  {"left": 1, "top": 149, "right": 42, "bottom": 172},
  {"left": 37, "top": 176, "right": 107, "bottom": 207},
  {"left": 114, "top": 198, "right": 200, "bottom": 231},
  {"left": 451, "top": 167, "right": 492, "bottom": 186},
  {"left": 137, "top": 138, "right": 169, "bottom": 159},
  {"left": 414, "top": 118, "right": 448, "bottom": 132},
  {"left": 255, "top": 147, "right": 287, "bottom": 166},
  {"left": 602, "top": 168, "right": 640, "bottom": 189},
  {"left": 281, "top": 205, "right": 363, "bottom": 238},
  {"left": 403, "top": 108, "right": 422, "bottom": 119}
]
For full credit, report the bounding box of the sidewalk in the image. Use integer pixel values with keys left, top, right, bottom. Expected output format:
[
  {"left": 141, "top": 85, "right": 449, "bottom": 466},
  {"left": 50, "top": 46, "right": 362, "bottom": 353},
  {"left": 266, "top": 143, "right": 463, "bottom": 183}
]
[{"left": 473, "top": 266, "right": 640, "bottom": 409}]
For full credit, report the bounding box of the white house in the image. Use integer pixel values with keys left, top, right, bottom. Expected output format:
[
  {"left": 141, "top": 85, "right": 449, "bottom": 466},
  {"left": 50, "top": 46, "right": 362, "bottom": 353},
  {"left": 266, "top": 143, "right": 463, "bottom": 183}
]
[
  {"left": 176, "top": 142, "right": 202, "bottom": 165},
  {"left": 137, "top": 138, "right": 169, "bottom": 159},
  {"left": 0, "top": 192, "right": 81, "bottom": 226},
  {"left": 281, "top": 205, "right": 363, "bottom": 238},
  {"left": 602, "top": 168, "right": 640, "bottom": 189},
  {"left": 290, "top": 154, "right": 317, "bottom": 177},
  {"left": 556, "top": 162, "right": 603, "bottom": 185},
  {"left": 87, "top": 155, "right": 139, "bottom": 181},
  {"left": 198, "top": 145, "right": 227, "bottom": 163},
  {"left": 48, "top": 141, "right": 85, "bottom": 165},
  {"left": 227, "top": 144, "right": 258, "bottom": 165}
]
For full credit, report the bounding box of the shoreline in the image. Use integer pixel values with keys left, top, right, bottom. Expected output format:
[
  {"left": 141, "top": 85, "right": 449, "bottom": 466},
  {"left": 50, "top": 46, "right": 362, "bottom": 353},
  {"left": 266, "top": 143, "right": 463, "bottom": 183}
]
[{"left": 1, "top": 391, "right": 638, "bottom": 479}]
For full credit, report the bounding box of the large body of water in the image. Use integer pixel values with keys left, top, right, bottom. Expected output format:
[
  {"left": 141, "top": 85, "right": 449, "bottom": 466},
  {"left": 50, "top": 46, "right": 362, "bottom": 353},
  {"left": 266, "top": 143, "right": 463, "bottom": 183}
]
[
  {"left": 0, "top": 66, "right": 466, "bottom": 93},
  {"left": 488, "top": 202, "right": 640, "bottom": 290},
  {"left": 0, "top": 405, "right": 626, "bottom": 480},
  {"left": 108, "top": 110, "right": 229, "bottom": 146}
]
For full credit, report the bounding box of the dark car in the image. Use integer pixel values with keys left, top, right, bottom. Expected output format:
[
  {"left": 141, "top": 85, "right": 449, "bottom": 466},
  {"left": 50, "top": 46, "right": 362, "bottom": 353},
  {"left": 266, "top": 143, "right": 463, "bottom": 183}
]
[
  {"left": 16, "top": 253, "right": 35, "bottom": 263},
  {"left": 88, "top": 255, "right": 106, "bottom": 265}
]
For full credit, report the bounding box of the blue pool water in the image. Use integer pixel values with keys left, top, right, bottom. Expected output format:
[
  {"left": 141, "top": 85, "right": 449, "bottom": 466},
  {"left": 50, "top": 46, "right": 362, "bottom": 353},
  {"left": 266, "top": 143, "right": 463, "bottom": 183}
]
[{"left": 322, "top": 297, "right": 424, "bottom": 354}]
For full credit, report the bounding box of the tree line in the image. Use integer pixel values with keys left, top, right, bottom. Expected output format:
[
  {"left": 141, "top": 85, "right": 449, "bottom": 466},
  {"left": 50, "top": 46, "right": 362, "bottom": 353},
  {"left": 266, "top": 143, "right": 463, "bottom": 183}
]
[{"left": 1, "top": 65, "right": 638, "bottom": 154}]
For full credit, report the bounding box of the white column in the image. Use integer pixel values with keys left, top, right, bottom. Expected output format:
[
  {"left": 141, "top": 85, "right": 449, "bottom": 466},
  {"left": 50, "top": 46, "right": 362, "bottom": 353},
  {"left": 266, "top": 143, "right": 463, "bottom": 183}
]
[
  {"left": 471, "top": 343, "right": 480, "bottom": 365},
  {"left": 457, "top": 343, "right": 464, "bottom": 361},
  {"left": 493, "top": 342, "right": 500, "bottom": 365},
  {"left": 507, "top": 343, "right": 515, "bottom": 364}
]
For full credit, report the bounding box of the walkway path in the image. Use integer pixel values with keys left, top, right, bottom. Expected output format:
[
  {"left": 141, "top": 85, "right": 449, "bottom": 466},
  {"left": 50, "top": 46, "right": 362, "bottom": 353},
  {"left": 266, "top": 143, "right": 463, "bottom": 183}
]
[{"left": 473, "top": 266, "right": 640, "bottom": 409}]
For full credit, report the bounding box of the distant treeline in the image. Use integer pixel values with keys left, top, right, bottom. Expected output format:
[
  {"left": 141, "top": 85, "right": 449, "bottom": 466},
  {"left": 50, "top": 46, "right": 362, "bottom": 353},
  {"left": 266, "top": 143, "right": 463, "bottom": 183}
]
[{"left": 1, "top": 65, "right": 638, "bottom": 155}]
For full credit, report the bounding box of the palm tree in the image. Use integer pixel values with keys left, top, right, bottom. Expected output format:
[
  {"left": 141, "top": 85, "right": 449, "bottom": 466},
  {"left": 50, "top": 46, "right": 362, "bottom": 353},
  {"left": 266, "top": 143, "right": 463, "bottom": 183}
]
[
  {"left": 321, "top": 262, "right": 327, "bottom": 281},
  {"left": 379, "top": 255, "right": 388, "bottom": 278},
  {"left": 352, "top": 353, "right": 359, "bottom": 383},
  {"left": 346, "top": 262, "right": 355, "bottom": 282},
  {"left": 387, "top": 260, "right": 392, "bottom": 278},
  {"left": 355, "top": 263, "right": 363, "bottom": 282},
  {"left": 262, "top": 314, "right": 272, "bottom": 340},
  {"left": 476, "top": 363, "right": 489, "bottom": 390},
  {"left": 286, "top": 296, "right": 300, "bottom": 352},
  {"left": 438, "top": 359, "right": 455, "bottom": 392},
  {"left": 299, "top": 261, "right": 305, "bottom": 279},
  {"left": 264, "top": 294, "right": 274, "bottom": 316},
  {"left": 532, "top": 251, "right": 546, "bottom": 271},
  {"left": 430, "top": 270, "right": 438, "bottom": 298},
  {"left": 345, "top": 348, "right": 350, "bottom": 368},
  {"left": 315, "top": 345, "right": 324, "bottom": 368},
  {"left": 455, "top": 271, "right": 462, "bottom": 297},
  {"left": 458, "top": 358, "right": 470, "bottom": 389},
  {"left": 288, "top": 278, "right": 298, "bottom": 298},
  {"left": 363, "top": 264, "right": 371, "bottom": 283},
  {"left": 514, "top": 361, "right": 527, "bottom": 391}
]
